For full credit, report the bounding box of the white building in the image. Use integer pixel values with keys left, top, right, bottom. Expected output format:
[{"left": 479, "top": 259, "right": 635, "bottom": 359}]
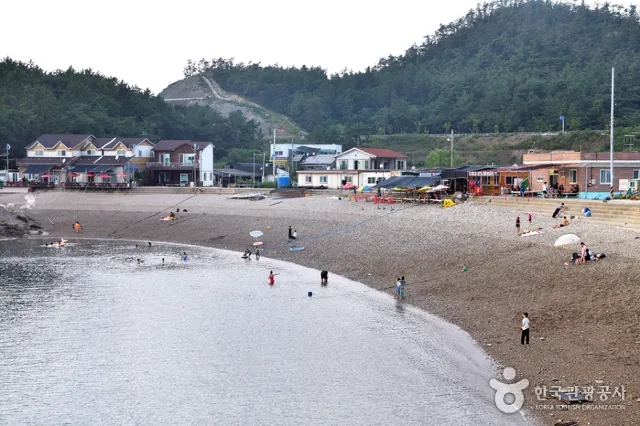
[
  {"left": 335, "top": 148, "right": 408, "bottom": 171},
  {"left": 297, "top": 170, "right": 395, "bottom": 189},
  {"left": 270, "top": 143, "right": 342, "bottom": 158}
]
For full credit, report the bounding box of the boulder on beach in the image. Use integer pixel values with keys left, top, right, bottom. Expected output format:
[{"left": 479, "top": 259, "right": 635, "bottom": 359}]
[{"left": 0, "top": 206, "right": 43, "bottom": 237}]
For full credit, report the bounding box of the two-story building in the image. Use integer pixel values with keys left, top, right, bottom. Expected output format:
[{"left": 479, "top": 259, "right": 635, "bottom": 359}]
[
  {"left": 297, "top": 147, "right": 408, "bottom": 189},
  {"left": 148, "top": 140, "right": 215, "bottom": 186},
  {"left": 19, "top": 134, "right": 156, "bottom": 184}
]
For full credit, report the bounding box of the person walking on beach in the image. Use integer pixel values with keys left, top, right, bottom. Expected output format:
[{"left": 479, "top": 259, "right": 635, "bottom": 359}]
[
  {"left": 255, "top": 247, "right": 261, "bottom": 260},
  {"left": 288, "top": 225, "right": 292, "bottom": 240},
  {"left": 527, "top": 212, "right": 533, "bottom": 226},
  {"left": 399, "top": 276, "right": 406, "bottom": 299},
  {"left": 268, "top": 270, "right": 279, "bottom": 286},
  {"left": 515, "top": 216, "right": 521, "bottom": 233},
  {"left": 542, "top": 182, "right": 549, "bottom": 198},
  {"left": 521, "top": 312, "right": 530, "bottom": 345},
  {"left": 320, "top": 270, "right": 328, "bottom": 285},
  {"left": 394, "top": 278, "right": 402, "bottom": 299},
  {"left": 552, "top": 202, "right": 565, "bottom": 218}
]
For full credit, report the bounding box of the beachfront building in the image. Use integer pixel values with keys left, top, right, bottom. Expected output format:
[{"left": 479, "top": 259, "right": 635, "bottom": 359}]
[
  {"left": 297, "top": 147, "right": 409, "bottom": 189},
  {"left": 17, "top": 134, "right": 156, "bottom": 186},
  {"left": 335, "top": 148, "right": 408, "bottom": 171},
  {"left": 147, "top": 140, "right": 215, "bottom": 186},
  {"left": 298, "top": 154, "right": 336, "bottom": 170},
  {"left": 523, "top": 151, "right": 640, "bottom": 198},
  {"left": 270, "top": 143, "right": 342, "bottom": 159}
]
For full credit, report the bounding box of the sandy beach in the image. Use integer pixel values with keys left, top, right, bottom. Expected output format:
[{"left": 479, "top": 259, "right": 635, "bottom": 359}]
[{"left": 3, "top": 190, "right": 639, "bottom": 425}]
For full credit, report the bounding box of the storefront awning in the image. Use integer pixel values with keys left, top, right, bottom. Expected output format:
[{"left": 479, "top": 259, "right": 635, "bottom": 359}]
[
  {"left": 23, "top": 164, "right": 54, "bottom": 174},
  {"left": 374, "top": 176, "right": 440, "bottom": 189},
  {"left": 69, "top": 165, "right": 96, "bottom": 173},
  {"left": 90, "top": 165, "right": 114, "bottom": 173}
]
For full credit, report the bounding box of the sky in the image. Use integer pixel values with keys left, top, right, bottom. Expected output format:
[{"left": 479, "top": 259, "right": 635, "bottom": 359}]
[{"left": 2, "top": 0, "right": 637, "bottom": 94}]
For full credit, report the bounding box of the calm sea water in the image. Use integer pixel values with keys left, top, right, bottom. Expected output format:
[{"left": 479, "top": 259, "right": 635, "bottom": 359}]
[{"left": 0, "top": 239, "right": 526, "bottom": 425}]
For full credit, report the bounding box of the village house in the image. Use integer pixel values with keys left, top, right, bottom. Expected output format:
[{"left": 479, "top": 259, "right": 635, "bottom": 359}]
[
  {"left": 147, "top": 140, "right": 215, "bottom": 186},
  {"left": 297, "top": 147, "right": 408, "bottom": 189}
]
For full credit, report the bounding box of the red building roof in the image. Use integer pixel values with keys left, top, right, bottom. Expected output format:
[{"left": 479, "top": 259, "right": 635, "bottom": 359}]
[{"left": 358, "top": 148, "right": 408, "bottom": 158}]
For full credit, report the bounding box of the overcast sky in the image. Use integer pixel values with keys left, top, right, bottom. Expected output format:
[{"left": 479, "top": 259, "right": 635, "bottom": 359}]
[{"left": 2, "top": 0, "right": 637, "bottom": 94}]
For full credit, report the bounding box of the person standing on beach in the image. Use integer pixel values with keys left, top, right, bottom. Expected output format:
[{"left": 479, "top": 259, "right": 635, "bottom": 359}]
[
  {"left": 521, "top": 313, "right": 530, "bottom": 345},
  {"left": 515, "top": 216, "right": 521, "bottom": 233},
  {"left": 255, "top": 247, "right": 261, "bottom": 260},
  {"left": 73, "top": 221, "right": 82, "bottom": 233},
  {"left": 399, "top": 276, "right": 406, "bottom": 299},
  {"left": 394, "top": 278, "right": 401, "bottom": 299},
  {"left": 320, "top": 270, "right": 328, "bottom": 285},
  {"left": 288, "top": 225, "right": 292, "bottom": 240},
  {"left": 552, "top": 202, "right": 565, "bottom": 218},
  {"left": 542, "top": 182, "right": 549, "bottom": 198},
  {"left": 527, "top": 212, "right": 533, "bottom": 226}
]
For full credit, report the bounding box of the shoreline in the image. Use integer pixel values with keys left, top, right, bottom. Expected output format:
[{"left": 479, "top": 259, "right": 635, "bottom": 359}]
[{"left": 4, "top": 192, "right": 640, "bottom": 425}]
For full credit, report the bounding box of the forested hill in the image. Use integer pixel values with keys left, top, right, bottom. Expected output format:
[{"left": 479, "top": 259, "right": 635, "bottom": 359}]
[
  {"left": 0, "top": 59, "right": 263, "bottom": 157},
  {"left": 184, "top": 0, "right": 640, "bottom": 137}
]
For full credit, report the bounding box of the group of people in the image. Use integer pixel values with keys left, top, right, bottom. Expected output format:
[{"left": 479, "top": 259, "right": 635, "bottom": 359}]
[
  {"left": 243, "top": 247, "right": 261, "bottom": 260},
  {"left": 541, "top": 181, "right": 565, "bottom": 198},
  {"left": 573, "top": 242, "right": 606, "bottom": 265},
  {"left": 394, "top": 276, "right": 407, "bottom": 300}
]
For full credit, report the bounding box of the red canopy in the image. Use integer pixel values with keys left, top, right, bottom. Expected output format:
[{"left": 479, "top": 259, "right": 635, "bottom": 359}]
[
  {"left": 69, "top": 172, "right": 79, "bottom": 177},
  {"left": 116, "top": 173, "right": 127, "bottom": 177},
  {"left": 99, "top": 174, "right": 111, "bottom": 179},
  {"left": 86, "top": 173, "right": 94, "bottom": 177},
  {"left": 40, "top": 174, "right": 52, "bottom": 178}
]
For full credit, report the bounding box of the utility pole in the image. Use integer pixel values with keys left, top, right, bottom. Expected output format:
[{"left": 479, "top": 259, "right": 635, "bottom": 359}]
[
  {"left": 450, "top": 129, "right": 454, "bottom": 167},
  {"left": 253, "top": 152, "right": 256, "bottom": 187},
  {"left": 610, "top": 67, "right": 615, "bottom": 189},
  {"left": 560, "top": 115, "right": 565, "bottom": 133},
  {"left": 193, "top": 143, "right": 197, "bottom": 187},
  {"left": 262, "top": 152, "right": 265, "bottom": 182},
  {"left": 4, "top": 143, "right": 9, "bottom": 177}
]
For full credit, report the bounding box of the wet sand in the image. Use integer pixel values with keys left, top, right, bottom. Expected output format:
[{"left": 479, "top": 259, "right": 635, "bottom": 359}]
[{"left": 4, "top": 191, "right": 640, "bottom": 425}]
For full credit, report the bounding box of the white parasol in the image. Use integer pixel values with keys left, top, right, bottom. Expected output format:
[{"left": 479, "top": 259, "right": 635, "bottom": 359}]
[{"left": 554, "top": 234, "right": 581, "bottom": 247}]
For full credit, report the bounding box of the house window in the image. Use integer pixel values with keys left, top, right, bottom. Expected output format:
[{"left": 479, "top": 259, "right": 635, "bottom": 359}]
[
  {"left": 34, "top": 150, "right": 43, "bottom": 156},
  {"left": 117, "top": 149, "right": 126, "bottom": 156},
  {"left": 320, "top": 176, "right": 328, "bottom": 183},
  {"left": 345, "top": 176, "right": 353, "bottom": 183},
  {"left": 505, "top": 176, "right": 514, "bottom": 185},
  {"left": 339, "top": 160, "right": 348, "bottom": 170},
  {"left": 600, "top": 169, "right": 611, "bottom": 185},
  {"left": 396, "top": 160, "right": 405, "bottom": 169},
  {"left": 161, "top": 154, "right": 171, "bottom": 165},
  {"left": 181, "top": 154, "right": 195, "bottom": 166},
  {"left": 634, "top": 170, "right": 639, "bottom": 180},
  {"left": 180, "top": 173, "right": 191, "bottom": 184},
  {"left": 368, "top": 177, "right": 376, "bottom": 184},
  {"left": 536, "top": 177, "right": 544, "bottom": 182},
  {"left": 569, "top": 169, "right": 577, "bottom": 184},
  {"left": 57, "top": 150, "right": 66, "bottom": 157},
  {"left": 276, "top": 151, "right": 284, "bottom": 156},
  {"left": 481, "top": 176, "right": 493, "bottom": 185},
  {"left": 86, "top": 149, "right": 95, "bottom": 155},
  {"left": 138, "top": 150, "right": 142, "bottom": 157},
  {"left": 305, "top": 176, "right": 312, "bottom": 183}
]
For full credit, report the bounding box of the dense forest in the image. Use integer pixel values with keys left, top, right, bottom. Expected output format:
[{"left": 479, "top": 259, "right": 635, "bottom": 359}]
[
  {"left": 184, "top": 0, "right": 640, "bottom": 140},
  {"left": 0, "top": 59, "right": 263, "bottom": 158}
]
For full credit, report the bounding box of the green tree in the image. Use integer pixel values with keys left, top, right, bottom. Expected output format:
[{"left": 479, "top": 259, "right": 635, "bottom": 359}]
[{"left": 426, "top": 149, "right": 462, "bottom": 167}]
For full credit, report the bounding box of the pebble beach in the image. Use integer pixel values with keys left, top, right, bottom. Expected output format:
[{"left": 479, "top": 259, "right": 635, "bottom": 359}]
[{"left": 3, "top": 190, "right": 640, "bottom": 425}]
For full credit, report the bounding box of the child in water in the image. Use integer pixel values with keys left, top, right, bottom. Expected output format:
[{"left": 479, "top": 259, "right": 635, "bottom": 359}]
[{"left": 268, "top": 270, "right": 279, "bottom": 285}]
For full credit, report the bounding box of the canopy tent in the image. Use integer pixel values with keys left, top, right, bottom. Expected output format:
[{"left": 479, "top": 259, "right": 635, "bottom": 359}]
[
  {"left": 23, "top": 164, "right": 54, "bottom": 175},
  {"left": 374, "top": 176, "right": 440, "bottom": 189}
]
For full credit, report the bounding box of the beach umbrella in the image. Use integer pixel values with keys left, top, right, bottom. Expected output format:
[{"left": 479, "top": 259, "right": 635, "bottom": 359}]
[
  {"left": 68, "top": 172, "right": 79, "bottom": 177},
  {"left": 86, "top": 173, "right": 94, "bottom": 177},
  {"left": 554, "top": 234, "right": 581, "bottom": 247},
  {"left": 249, "top": 230, "right": 264, "bottom": 239},
  {"left": 99, "top": 174, "right": 111, "bottom": 179},
  {"left": 343, "top": 183, "right": 356, "bottom": 189},
  {"left": 417, "top": 185, "right": 432, "bottom": 193}
]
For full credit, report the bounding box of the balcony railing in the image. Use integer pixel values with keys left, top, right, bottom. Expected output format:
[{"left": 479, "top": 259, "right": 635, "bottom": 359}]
[{"left": 147, "top": 161, "right": 200, "bottom": 169}]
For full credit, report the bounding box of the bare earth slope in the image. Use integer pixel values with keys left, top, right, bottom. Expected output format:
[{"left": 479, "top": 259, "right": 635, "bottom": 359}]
[
  {"left": 160, "top": 75, "right": 303, "bottom": 137},
  {"left": 5, "top": 192, "right": 640, "bottom": 425}
]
